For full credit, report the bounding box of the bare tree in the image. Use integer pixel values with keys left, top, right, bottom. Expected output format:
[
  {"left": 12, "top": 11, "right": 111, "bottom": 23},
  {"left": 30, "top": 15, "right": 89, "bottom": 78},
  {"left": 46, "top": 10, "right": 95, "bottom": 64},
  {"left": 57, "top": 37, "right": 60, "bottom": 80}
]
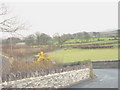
[
  {"left": 83, "top": 32, "right": 91, "bottom": 42},
  {"left": 35, "top": 32, "right": 41, "bottom": 45},
  {"left": 0, "top": 3, "right": 29, "bottom": 56},
  {"left": 24, "top": 34, "right": 35, "bottom": 45},
  {"left": 0, "top": 4, "right": 27, "bottom": 33},
  {"left": 96, "top": 32, "right": 101, "bottom": 41},
  {"left": 35, "top": 32, "right": 52, "bottom": 45},
  {"left": 53, "top": 33, "right": 72, "bottom": 46},
  {"left": 53, "top": 33, "right": 62, "bottom": 46},
  {"left": 93, "top": 32, "right": 97, "bottom": 38}
]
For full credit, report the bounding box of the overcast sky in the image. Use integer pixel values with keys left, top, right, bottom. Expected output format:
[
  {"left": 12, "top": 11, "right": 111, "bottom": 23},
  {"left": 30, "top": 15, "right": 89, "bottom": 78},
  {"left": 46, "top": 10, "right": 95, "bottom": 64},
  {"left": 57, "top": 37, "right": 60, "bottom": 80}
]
[{"left": 0, "top": 1, "right": 118, "bottom": 38}]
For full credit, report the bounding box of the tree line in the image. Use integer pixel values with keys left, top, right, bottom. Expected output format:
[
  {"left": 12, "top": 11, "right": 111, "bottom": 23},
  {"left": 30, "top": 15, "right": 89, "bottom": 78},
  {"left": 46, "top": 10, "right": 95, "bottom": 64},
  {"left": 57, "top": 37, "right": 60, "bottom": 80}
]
[{"left": 2, "top": 31, "right": 101, "bottom": 46}]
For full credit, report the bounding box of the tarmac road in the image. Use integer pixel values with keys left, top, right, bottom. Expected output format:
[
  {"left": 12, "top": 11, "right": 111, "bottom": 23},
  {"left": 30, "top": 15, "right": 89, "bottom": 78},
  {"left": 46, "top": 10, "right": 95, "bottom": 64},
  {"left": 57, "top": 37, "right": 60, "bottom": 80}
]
[{"left": 70, "top": 69, "right": 118, "bottom": 88}]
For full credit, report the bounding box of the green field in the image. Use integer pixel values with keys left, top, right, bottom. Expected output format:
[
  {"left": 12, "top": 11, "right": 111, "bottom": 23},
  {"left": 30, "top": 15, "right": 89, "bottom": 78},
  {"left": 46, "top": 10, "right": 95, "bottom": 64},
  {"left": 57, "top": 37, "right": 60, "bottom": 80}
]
[
  {"left": 65, "top": 37, "right": 118, "bottom": 43},
  {"left": 50, "top": 48, "right": 118, "bottom": 64},
  {"left": 64, "top": 37, "right": 119, "bottom": 46},
  {"left": 64, "top": 39, "right": 118, "bottom": 45}
]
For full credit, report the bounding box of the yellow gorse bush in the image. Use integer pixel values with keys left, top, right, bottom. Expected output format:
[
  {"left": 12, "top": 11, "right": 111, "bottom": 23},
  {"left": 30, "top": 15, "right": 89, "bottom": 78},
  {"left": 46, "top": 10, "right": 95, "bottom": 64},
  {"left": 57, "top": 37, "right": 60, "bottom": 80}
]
[{"left": 37, "top": 51, "right": 51, "bottom": 62}]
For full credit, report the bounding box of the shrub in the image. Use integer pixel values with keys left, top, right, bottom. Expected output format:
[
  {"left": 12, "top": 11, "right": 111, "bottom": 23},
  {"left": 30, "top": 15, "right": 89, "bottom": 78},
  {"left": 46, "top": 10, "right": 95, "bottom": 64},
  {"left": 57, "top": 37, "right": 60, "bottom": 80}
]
[
  {"left": 9, "top": 59, "right": 54, "bottom": 73},
  {"left": 2, "top": 44, "right": 59, "bottom": 60},
  {"left": 63, "top": 60, "right": 91, "bottom": 67}
]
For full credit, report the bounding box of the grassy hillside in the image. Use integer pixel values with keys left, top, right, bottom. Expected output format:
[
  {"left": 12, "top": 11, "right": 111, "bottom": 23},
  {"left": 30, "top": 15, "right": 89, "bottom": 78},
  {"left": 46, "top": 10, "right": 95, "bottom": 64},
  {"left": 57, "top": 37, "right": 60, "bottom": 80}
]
[
  {"left": 65, "top": 37, "right": 117, "bottom": 43},
  {"left": 50, "top": 48, "right": 118, "bottom": 64},
  {"left": 64, "top": 37, "right": 118, "bottom": 45}
]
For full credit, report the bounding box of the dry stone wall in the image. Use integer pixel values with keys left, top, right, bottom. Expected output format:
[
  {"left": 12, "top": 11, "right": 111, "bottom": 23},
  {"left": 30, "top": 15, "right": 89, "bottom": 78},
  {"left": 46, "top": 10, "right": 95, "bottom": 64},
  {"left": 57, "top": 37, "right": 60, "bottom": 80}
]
[
  {"left": 1, "top": 68, "right": 91, "bottom": 88},
  {"left": 2, "top": 64, "right": 90, "bottom": 82}
]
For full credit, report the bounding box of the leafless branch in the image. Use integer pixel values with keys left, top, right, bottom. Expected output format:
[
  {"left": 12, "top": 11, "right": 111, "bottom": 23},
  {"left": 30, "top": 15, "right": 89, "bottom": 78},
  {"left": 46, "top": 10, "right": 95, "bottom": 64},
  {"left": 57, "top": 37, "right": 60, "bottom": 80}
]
[
  {"left": 0, "top": 3, "right": 8, "bottom": 16},
  {"left": 0, "top": 3, "right": 29, "bottom": 34}
]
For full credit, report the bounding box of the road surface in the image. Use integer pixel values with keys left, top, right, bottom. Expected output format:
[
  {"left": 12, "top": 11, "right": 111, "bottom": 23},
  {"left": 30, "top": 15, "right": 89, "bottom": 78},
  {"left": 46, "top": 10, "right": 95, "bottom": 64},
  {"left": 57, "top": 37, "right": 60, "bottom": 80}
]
[{"left": 70, "top": 69, "right": 118, "bottom": 88}]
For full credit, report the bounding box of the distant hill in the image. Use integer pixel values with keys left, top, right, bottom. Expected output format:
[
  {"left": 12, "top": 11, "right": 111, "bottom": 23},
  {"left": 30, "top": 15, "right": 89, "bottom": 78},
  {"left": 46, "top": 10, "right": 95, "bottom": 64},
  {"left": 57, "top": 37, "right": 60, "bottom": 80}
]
[
  {"left": 100, "top": 30, "right": 118, "bottom": 37},
  {"left": 72, "top": 30, "right": 118, "bottom": 39}
]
